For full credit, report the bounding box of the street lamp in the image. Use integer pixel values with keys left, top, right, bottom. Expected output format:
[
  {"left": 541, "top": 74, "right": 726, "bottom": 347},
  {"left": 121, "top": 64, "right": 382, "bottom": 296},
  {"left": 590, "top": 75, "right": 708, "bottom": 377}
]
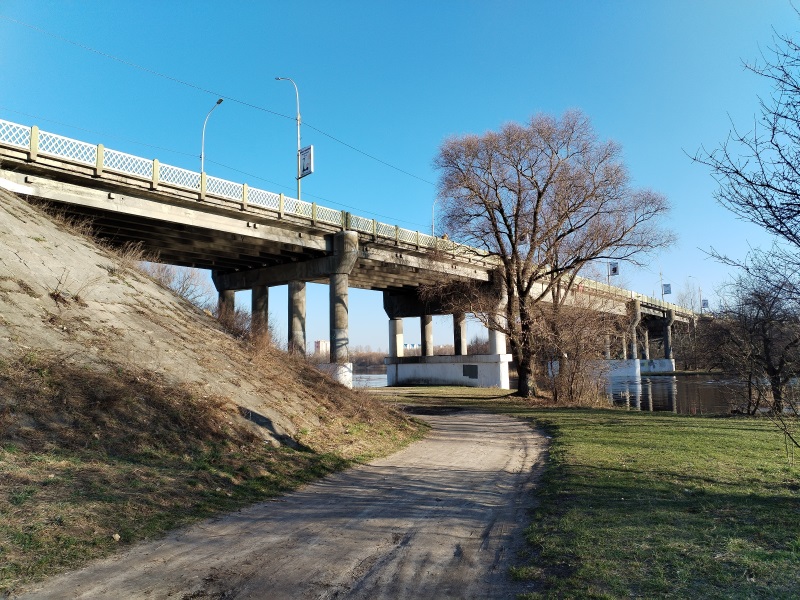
[
  {"left": 275, "top": 76, "right": 302, "bottom": 201},
  {"left": 200, "top": 98, "right": 223, "bottom": 174},
  {"left": 431, "top": 198, "right": 437, "bottom": 237}
]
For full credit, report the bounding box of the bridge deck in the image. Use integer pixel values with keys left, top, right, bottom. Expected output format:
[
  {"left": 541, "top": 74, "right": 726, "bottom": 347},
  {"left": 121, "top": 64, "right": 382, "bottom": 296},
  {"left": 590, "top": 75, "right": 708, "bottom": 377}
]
[{"left": 0, "top": 118, "right": 694, "bottom": 321}]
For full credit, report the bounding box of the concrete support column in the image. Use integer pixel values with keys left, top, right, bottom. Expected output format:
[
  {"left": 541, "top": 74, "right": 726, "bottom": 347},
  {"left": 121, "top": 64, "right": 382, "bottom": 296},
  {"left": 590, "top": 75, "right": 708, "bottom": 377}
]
[
  {"left": 640, "top": 328, "right": 650, "bottom": 360},
  {"left": 627, "top": 300, "right": 641, "bottom": 360},
  {"left": 330, "top": 272, "right": 349, "bottom": 363},
  {"left": 489, "top": 275, "right": 508, "bottom": 355},
  {"left": 663, "top": 309, "right": 675, "bottom": 359},
  {"left": 453, "top": 312, "right": 467, "bottom": 356},
  {"left": 389, "top": 318, "right": 404, "bottom": 358},
  {"left": 288, "top": 280, "right": 306, "bottom": 355},
  {"left": 218, "top": 289, "right": 235, "bottom": 321},
  {"left": 421, "top": 315, "right": 433, "bottom": 356},
  {"left": 621, "top": 333, "right": 628, "bottom": 360},
  {"left": 251, "top": 285, "right": 269, "bottom": 336}
]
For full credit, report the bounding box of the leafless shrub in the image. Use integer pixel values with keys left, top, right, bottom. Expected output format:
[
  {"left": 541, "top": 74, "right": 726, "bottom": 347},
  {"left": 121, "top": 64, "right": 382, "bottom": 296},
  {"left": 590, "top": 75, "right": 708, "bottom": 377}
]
[
  {"left": 468, "top": 335, "right": 490, "bottom": 355},
  {"left": 139, "top": 262, "right": 215, "bottom": 307}
]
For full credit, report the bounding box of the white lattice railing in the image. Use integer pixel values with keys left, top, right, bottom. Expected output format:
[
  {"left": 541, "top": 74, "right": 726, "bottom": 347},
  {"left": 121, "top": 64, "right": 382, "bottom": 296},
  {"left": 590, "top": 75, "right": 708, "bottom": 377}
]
[
  {"left": 0, "top": 120, "right": 30, "bottom": 149},
  {"left": 295, "top": 199, "right": 313, "bottom": 219},
  {"left": 317, "top": 205, "right": 343, "bottom": 226},
  {"left": 159, "top": 163, "right": 200, "bottom": 191},
  {"left": 248, "top": 187, "right": 281, "bottom": 210},
  {"left": 398, "top": 228, "right": 418, "bottom": 245},
  {"left": 376, "top": 221, "right": 396, "bottom": 239},
  {"left": 0, "top": 117, "right": 465, "bottom": 257},
  {"left": 105, "top": 148, "right": 153, "bottom": 178},
  {"left": 207, "top": 176, "right": 243, "bottom": 201},
  {"left": 349, "top": 214, "right": 373, "bottom": 234},
  {"left": 39, "top": 130, "right": 97, "bottom": 165}
]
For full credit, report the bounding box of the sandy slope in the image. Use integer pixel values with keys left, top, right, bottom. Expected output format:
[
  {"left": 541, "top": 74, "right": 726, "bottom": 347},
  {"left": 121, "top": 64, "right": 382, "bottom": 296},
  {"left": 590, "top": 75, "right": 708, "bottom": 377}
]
[
  {"left": 0, "top": 186, "right": 336, "bottom": 445},
  {"left": 17, "top": 409, "right": 545, "bottom": 600}
]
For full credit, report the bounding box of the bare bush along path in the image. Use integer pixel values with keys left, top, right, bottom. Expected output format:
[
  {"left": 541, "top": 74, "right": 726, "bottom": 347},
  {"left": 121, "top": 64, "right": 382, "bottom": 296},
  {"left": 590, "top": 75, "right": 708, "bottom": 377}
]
[{"left": 18, "top": 410, "right": 545, "bottom": 600}]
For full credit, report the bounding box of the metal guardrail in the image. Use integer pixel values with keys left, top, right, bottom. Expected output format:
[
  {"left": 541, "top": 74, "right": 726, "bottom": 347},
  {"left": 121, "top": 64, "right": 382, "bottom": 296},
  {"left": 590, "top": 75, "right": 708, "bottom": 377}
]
[
  {"left": 0, "top": 117, "right": 693, "bottom": 317},
  {"left": 0, "top": 117, "right": 479, "bottom": 258}
]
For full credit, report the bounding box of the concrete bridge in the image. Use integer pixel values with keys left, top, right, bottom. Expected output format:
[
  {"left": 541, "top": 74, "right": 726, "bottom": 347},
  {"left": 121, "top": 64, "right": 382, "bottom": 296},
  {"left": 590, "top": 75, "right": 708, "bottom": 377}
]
[{"left": 0, "top": 118, "right": 695, "bottom": 387}]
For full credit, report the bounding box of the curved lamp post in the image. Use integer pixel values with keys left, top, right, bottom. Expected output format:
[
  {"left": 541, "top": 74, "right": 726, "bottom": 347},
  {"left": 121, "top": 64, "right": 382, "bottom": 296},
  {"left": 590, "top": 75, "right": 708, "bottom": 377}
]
[
  {"left": 275, "top": 76, "right": 302, "bottom": 201},
  {"left": 200, "top": 98, "right": 224, "bottom": 174}
]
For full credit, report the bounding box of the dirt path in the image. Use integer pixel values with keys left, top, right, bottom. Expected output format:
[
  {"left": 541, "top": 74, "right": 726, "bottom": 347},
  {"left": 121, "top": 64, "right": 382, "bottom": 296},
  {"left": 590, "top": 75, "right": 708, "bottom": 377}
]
[{"left": 18, "top": 409, "right": 546, "bottom": 600}]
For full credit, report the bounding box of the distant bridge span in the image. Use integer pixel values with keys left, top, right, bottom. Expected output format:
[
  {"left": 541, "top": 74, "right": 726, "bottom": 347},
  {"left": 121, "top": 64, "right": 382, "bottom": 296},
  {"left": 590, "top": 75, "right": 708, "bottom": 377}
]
[{"left": 0, "top": 118, "right": 695, "bottom": 387}]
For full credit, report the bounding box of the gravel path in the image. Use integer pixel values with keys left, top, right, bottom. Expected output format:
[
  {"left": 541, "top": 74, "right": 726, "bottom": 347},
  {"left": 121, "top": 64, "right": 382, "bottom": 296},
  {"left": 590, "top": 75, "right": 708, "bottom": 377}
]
[{"left": 18, "top": 409, "right": 546, "bottom": 600}]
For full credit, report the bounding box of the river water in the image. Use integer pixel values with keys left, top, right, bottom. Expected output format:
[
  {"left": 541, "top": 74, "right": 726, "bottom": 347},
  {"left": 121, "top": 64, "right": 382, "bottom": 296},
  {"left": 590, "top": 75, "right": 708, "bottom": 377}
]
[{"left": 353, "top": 372, "right": 740, "bottom": 416}]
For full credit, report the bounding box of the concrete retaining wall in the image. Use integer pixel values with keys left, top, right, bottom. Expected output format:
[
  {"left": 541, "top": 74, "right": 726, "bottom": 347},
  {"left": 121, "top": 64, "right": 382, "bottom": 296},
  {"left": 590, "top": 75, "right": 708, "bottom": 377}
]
[{"left": 385, "top": 354, "right": 511, "bottom": 389}]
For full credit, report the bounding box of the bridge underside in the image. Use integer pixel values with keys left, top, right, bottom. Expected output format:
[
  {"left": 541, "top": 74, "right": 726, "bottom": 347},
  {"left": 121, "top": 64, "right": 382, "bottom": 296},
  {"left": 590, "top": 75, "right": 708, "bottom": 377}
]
[
  {"left": 0, "top": 163, "right": 490, "bottom": 293},
  {"left": 0, "top": 143, "right": 696, "bottom": 390}
]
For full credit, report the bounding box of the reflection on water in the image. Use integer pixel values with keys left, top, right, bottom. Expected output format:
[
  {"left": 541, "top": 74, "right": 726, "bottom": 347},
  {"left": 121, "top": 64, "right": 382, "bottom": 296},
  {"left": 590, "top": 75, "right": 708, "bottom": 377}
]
[
  {"left": 354, "top": 372, "right": 739, "bottom": 416},
  {"left": 608, "top": 374, "right": 738, "bottom": 415},
  {"left": 353, "top": 373, "right": 388, "bottom": 388}
]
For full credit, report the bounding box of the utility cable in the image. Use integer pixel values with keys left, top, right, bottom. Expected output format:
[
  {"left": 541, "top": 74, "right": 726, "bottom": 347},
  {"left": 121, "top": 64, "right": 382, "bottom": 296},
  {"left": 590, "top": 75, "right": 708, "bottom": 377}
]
[{"left": 0, "top": 14, "right": 437, "bottom": 187}]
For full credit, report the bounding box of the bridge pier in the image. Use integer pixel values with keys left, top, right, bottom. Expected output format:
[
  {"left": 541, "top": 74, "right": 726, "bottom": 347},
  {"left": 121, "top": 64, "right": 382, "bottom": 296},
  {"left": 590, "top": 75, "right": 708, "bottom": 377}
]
[
  {"left": 315, "top": 231, "right": 359, "bottom": 387},
  {"left": 251, "top": 285, "right": 269, "bottom": 337},
  {"left": 663, "top": 309, "right": 675, "bottom": 359},
  {"left": 421, "top": 315, "right": 433, "bottom": 357},
  {"left": 383, "top": 278, "right": 511, "bottom": 389},
  {"left": 217, "top": 287, "right": 235, "bottom": 321},
  {"left": 628, "top": 299, "right": 641, "bottom": 360},
  {"left": 640, "top": 328, "right": 650, "bottom": 360},
  {"left": 607, "top": 301, "right": 677, "bottom": 377},
  {"left": 389, "top": 318, "right": 404, "bottom": 357},
  {"left": 288, "top": 281, "right": 306, "bottom": 355},
  {"left": 453, "top": 312, "right": 467, "bottom": 356}
]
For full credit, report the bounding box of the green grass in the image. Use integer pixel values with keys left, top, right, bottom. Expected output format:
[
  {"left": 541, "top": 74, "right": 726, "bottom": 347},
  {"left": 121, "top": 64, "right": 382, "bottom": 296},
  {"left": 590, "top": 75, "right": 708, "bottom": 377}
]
[{"left": 378, "top": 387, "right": 800, "bottom": 599}]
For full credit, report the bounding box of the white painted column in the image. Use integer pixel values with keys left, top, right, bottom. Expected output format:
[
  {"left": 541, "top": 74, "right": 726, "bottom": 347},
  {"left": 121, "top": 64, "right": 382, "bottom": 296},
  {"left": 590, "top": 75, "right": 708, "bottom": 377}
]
[
  {"left": 389, "top": 318, "right": 404, "bottom": 357},
  {"left": 489, "top": 279, "right": 508, "bottom": 354}
]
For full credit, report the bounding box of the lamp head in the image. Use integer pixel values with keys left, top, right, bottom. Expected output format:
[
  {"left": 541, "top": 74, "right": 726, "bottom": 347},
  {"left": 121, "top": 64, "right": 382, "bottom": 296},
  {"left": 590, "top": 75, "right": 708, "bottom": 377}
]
[{"left": 216, "top": 98, "right": 223, "bottom": 105}]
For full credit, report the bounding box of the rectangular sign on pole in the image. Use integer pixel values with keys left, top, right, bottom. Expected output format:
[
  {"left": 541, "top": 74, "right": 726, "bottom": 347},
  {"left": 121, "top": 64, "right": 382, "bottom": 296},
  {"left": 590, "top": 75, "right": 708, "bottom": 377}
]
[
  {"left": 609, "top": 261, "right": 619, "bottom": 276},
  {"left": 299, "top": 145, "right": 314, "bottom": 179},
  {"left": 662, "top": 283, "right": 672, "bottom": 295}
]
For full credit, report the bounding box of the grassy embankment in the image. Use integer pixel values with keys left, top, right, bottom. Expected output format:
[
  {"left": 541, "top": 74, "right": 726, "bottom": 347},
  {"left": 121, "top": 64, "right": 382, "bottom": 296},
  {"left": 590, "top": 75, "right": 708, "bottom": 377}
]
[
  {"left": 0, "top": 353, "right": 426, "bottom": 596},
  {"left": 380, "top": 387, "right": 800, "bottom": 599}
]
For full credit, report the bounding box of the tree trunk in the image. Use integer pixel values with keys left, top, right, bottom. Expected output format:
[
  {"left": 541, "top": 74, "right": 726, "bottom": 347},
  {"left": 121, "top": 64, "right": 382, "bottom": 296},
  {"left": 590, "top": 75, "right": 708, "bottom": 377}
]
[
  {"left": 517, "top": 359, "right": 537, "bottom": 398},
  {"left": 770, "top": 373, "right": 784, "bottom": 413}
]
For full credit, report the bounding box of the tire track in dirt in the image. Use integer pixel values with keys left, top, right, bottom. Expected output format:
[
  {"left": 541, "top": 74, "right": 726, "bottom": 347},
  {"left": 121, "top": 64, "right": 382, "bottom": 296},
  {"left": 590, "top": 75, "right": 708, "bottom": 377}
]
[{"left": 17, "top": 410, "right": 546, "bottom": 600}]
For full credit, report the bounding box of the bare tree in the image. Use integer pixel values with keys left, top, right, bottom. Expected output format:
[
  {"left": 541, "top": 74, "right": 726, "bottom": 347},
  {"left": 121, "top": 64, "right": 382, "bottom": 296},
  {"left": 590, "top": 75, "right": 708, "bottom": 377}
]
[
  {"left": 703, "top": 251, "right": 800, "bottom": 446},
  {"left": 434, "top": 111, "right": 673, "bottom": 397},
  {"left": 695, "top": 26, "right": 800, "bottom": 260},
  {"left": 534, "top": 276, "right": 624, "bottom": 404}
]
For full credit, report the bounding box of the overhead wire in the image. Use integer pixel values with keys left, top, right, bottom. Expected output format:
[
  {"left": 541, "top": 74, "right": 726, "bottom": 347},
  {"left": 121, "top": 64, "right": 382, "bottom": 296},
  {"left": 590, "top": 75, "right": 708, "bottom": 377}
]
[{"left": 0, "top": 14, "right": 437, "bottom": 187}]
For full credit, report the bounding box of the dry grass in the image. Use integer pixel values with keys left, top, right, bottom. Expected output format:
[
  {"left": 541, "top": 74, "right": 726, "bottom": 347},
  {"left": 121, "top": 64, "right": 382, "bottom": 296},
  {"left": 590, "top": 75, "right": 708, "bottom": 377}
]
[
  {"left": 0, "top": 192, "right": 427, "bottom": 595},
  {"left": 0, "top": 350, "right": 424, "bottom": 595}
]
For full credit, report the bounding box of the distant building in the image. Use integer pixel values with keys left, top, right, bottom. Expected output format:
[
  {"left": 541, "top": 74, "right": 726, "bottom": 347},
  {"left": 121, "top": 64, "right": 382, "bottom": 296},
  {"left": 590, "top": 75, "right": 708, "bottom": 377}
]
[{"left": 314, "top": 340, "right": 330, "bottom": 357}]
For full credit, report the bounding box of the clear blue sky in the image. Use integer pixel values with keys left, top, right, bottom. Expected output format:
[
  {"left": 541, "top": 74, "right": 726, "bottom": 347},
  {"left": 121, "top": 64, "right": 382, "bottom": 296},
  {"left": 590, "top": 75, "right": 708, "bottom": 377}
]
[{"left": 1, "top": 1, "right": 794, "bottom": 351}]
